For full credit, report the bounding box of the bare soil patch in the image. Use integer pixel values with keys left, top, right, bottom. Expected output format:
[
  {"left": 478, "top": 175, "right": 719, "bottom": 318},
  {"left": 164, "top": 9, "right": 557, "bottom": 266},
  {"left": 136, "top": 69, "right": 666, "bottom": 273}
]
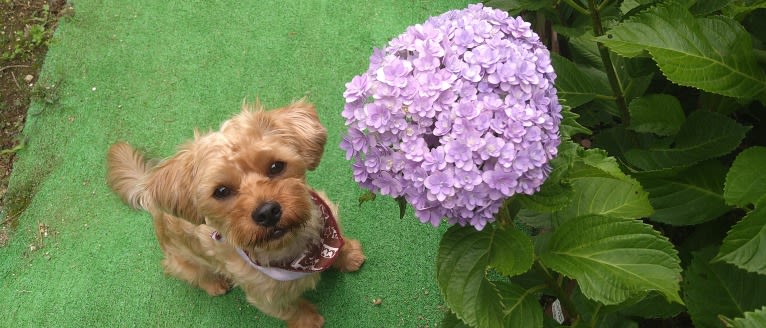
[{"left": 1, "top": 0, "right": 71, "bottom": 235}]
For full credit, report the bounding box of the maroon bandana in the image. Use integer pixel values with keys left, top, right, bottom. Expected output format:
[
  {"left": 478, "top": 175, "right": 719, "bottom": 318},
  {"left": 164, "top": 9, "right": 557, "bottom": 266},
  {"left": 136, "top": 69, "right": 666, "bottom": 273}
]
[{"left": 211, "top": 190, "right": 344, "bottom": 281}]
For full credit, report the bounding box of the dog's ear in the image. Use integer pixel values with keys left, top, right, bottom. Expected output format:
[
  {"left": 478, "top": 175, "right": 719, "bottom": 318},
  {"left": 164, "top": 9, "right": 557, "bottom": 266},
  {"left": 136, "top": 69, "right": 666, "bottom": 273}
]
[
  {"left": 145, "top": 145, "right": 205, "bottom": 224},
  {"left": 273, "top": 100, "right": 327, "bottom": 170}
]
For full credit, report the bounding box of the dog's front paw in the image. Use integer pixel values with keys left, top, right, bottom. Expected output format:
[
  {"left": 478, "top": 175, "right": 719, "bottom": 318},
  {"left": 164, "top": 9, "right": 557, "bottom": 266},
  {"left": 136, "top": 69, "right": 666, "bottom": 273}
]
[
  {"left": 200, "top": 275, "right": 232, "bottom": 296},
  {"left": 286, "top": 300, "right": 325, "bottom": 328},
  {"left": 335, "top": 239, "right": 365, "bottom": 272}
]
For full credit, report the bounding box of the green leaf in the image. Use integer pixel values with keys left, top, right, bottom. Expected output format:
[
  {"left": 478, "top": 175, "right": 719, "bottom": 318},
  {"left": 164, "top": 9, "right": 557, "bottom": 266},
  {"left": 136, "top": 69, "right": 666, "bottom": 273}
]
[
  {"left": 613, "top": 55, "right": 656, "bottom": 104},
  {"left": 723, "top": 0, "right": 766, "bottom": 20},
  {"left": 684, "top": 246, "right": 766, "bottom": 328},
  {"left": 620, "top": 0, "right": 665, "bottom": 14},
  {"left": 437, "top": 225, "right": 534, "bottom": 328},
  {"left": 488, "top": 226, "right": 535, "bottom": 277},
  {"left": 484, "top": 0, "right": 554, "bottom": 12},
  {"left": 715, "top": 197, "right": 766, "bottom": 274},
  {"left": 498, "top": 282, "right": 544, "bottom": 328},
  {"left": 554, "top": 177, "right": 652, "bottom": 222},
  {"left": 551, "top": 54, "right": 611, "bottom": 108},
  {"left": 565, "top": 147, "right": 633, "bottom": 182},
  {"left": 395, "top": 196, "right": 407, "bottom": 220},
  {"left": 544, "top": 140, "right": 580, "bottom": 187},
  {"left": 441, "top": 312, "right": 471, "bottom": 328},
  {"left": 628, "top": 94, "right": 685, "bottom": 136},
  {"left": 699, "top": 92, "right": 744, "bottom": 115},
  {"left": 539, "top": 215, "right": 683, "bottom": 305},
  {"left": 640, "top": 161, "right": 731, "bottom": 225},
  {"left": 567, "top": 31, "right": 603, "bottom": 69},
  {"left": 553, "top": 148, "right": 653, "bottom": 223},
  {"left": 624, "top": 111, "right": 749, "bottom": 171},
  {"left": 617, "top": 292, "right": 685, "bottom": 319},
  {"left": 516, "top": 181, "right": 573, "bottom": 213},
  {"left": 442, "top": 282, "right": 544, "bottom": 328},
  {"left": 728, "top": 306, "right": 766, "bottom": 328},
  {"left": 689, "top": 0, "right": 731, "bottom": 16},
  {"left": 724, "top": 146, "right": 766, "bottom": 208},
  {"left": 358, "top": 190, "right": 376, "bottom": 206},
  {"left": 597, "top": 2, "right": 766, "bottom": 100},
  {"left": 560, "top": 105, "right": 592, "bottom": 138}
]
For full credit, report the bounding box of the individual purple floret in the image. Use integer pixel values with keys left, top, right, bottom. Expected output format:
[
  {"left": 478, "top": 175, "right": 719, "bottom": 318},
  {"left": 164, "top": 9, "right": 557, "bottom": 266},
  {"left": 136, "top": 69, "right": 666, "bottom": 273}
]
[{"left": 340, "top": 3, "right": 562, "bottom": 230}]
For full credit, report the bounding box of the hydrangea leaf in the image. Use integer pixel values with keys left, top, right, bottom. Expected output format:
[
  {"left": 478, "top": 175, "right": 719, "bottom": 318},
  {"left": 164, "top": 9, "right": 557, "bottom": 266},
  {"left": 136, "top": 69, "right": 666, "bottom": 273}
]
[
  {"left": 484, "top": 0, "right": 554, "bottom": 12},
  {"left": 516, "top": 181, "right": 573, "bottom": 213},
  {"left": 624, "top": 111, "right": 749, "bottom": 171},
  {"left": 395, "top": 196, "right": 407, "bottom": 220},
  {"left": 546, "top": 140, "right": 580, "bottom": 183},
  {"left": 567, "top": 30, "right": 603, "bottom": 69},
  {"left": 628, "top": 94, "right": 685, "bottom": 136},
  {"left": 689, "top": 0, "right": 731, "bottom": 16},
  {"left": 727, "top": 306, "right": 766, "bottom": 328},
  {"left": 496, "top": 282, "right": 544, "bottom": 328},
  {"left": 613, "top": 55, "right": 656, "bottom": 103},
  {"left": 357, "top": 190, "right": 376, "bottom": 206},
  {"left": 724, "top": 146, "right": 766, "bottom": 208},
  {"left": 714, "top": 197, "right": 766, "bottom": 274},
  {"left": 553, "top": 177, "right": 652, "bottom": 222},
  {"left": 576, "top": 147, "right": 630, "bottom": 180},
  {"left": 639, "top": 160, "right": 731, "bottom": 226},
  {"left": 616, "top": 291, "right": 685, "bottom": 319},
  {"left": 550, "top": 147, "right": 652, "bottom": 222},
  {"left": 551, "top": 54, "right": 611, "bottom": 108},
  {"left": 441, "top": 312, "right": 470, "bottom": 328},
  {"left": 440, "top": 282, "right": 543, "bottom": 328},
  {"left": 597, "top": 2, "right": 766, "bottom": 100},
  {"left": 619, "top": 0, "right": 678, "bottom": 14},
  {"left": 437, "top": 225, "right": 534, "bottom": 328},
  {"left": 723, "top": 1, "right": 766, "bottom": 20},
  {"left": 560, "top": 105, "right": 592, "bottom": 138},
  {"left": 684, "top": 246, "right": 766, "bottom": 328},
  {"left": 539, "top": 215, "right": 683, "bottom": 305}
]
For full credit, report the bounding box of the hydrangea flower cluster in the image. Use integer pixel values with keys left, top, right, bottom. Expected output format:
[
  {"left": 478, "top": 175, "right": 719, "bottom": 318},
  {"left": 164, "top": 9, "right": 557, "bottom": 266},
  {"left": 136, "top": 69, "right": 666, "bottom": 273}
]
[{"left": 340, "top": 4, "right": 562, "bottom": 230}]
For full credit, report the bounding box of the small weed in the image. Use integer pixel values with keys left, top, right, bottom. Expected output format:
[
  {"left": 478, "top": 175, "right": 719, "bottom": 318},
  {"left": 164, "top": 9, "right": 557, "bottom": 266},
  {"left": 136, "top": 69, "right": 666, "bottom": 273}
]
[
  {"left": 1, "top": 3, "right": 55, "bottom": 62},
  {"left": 29, "top": 79, "right": 61, "bottom": 105},
  {"left": 0, "top": 137, "right": 26, "bottom": 156}
]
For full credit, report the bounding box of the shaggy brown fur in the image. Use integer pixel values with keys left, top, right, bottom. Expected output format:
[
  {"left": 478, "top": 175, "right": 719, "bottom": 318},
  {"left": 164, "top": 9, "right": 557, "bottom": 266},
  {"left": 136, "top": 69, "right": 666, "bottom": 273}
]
[{"left": 106, "top": 100, "right": 365, "bottom": 327}]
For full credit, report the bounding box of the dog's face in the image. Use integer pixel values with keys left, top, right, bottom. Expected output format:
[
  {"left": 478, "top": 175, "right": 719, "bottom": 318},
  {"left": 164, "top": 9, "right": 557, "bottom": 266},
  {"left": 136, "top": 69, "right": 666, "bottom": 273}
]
[{"left": 146, "top": 101, "right": 327, "bottom": 252}]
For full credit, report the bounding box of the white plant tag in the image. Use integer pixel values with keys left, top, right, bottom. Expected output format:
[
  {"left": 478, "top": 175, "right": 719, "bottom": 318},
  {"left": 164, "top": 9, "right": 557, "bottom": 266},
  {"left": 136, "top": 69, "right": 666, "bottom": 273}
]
[{"left": 551, "top": 299, "right": 565, "bottom": 324}]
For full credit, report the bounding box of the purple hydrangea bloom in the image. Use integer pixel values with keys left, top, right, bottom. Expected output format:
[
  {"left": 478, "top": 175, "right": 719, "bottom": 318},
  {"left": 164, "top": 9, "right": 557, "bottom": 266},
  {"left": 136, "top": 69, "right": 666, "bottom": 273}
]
[{"left": 340, "top": 4, "right": 561, "bottom": 230}]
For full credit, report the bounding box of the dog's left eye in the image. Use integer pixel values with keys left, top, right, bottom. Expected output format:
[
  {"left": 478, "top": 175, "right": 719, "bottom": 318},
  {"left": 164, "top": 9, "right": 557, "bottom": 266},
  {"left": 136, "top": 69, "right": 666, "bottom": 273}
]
[
  {"left": 268, "top": 161, "right": 286, "bottom": 177},
  {"left": 212, "top": 186, "right": 233, "bottom": 199}
]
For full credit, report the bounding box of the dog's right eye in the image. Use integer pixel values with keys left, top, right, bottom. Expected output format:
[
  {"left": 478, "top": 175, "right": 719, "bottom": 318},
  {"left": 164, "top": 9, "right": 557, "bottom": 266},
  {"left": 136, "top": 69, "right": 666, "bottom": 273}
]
[
  {"left": 212, "top": 186, "right": 233, "bottom": 199},
  {"left": 268, "top": 161, "right": 286, "bottom": 177}
]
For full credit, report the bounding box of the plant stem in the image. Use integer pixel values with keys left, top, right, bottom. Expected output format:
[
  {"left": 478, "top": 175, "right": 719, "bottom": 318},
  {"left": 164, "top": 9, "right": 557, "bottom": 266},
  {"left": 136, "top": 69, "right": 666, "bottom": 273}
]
[
  {"left": 587, "top": 0, "right": 630, "bottom": 127},
  {"left": 535, "top": 261, "right": 579, "bottom": 323},
  {"left": 562, "top": 0, "right": 590, "bottom": 15}
]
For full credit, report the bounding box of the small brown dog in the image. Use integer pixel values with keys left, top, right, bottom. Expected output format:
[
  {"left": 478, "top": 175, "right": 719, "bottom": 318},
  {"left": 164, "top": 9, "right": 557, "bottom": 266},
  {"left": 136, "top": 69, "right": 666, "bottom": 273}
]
[{"left": 106, "top": 100, "right": 365, "bottom": 327}]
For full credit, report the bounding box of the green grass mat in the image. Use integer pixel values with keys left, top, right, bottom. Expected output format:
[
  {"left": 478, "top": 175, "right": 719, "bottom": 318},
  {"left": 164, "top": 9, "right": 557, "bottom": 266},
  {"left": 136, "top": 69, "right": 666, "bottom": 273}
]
[{"left": 1, "top": 1, "right": 472, "bottom": 326}]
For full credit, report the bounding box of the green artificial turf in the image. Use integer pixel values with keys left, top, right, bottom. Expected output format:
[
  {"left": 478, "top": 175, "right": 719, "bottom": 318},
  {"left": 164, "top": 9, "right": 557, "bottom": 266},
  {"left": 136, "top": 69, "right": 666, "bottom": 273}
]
[{"left": 0, "top": 1, "right": 473, "bottom": 326}]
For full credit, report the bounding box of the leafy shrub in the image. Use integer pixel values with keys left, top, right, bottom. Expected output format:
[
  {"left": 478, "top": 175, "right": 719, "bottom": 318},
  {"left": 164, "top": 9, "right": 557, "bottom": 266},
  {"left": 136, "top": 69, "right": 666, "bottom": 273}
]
[{"left": 349, "top": 0, "right": 766, "bottom": 326}]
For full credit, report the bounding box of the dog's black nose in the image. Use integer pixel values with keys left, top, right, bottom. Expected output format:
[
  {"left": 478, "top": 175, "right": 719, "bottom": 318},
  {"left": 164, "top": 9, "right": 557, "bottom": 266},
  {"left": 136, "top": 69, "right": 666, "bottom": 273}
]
[{"left": 252, "top": 202, "right": 281, "bottom": 227}]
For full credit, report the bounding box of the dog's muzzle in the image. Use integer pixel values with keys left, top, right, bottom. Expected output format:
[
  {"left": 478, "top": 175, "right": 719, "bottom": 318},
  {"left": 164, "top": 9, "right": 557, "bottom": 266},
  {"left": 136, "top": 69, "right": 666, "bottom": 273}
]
[{"left": 252, "top": 201, "right": 281, "bottom": 227}]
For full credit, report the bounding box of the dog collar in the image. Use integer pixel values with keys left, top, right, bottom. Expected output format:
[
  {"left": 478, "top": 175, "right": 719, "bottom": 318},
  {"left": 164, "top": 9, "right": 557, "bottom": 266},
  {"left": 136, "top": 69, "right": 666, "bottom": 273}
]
[{"left": 210, "top": 190, "right": 344, "bottom": 281}]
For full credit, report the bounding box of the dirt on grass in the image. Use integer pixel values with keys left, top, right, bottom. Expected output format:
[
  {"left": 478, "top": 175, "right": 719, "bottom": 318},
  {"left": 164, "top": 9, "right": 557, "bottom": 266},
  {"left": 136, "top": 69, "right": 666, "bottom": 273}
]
[{"left": 1, "top": 0, "right": 71, "bottom": 240}]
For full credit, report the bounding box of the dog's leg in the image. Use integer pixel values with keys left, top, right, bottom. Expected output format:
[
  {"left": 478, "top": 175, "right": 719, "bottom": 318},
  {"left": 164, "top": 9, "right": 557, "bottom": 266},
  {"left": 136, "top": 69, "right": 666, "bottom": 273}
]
[
  {"left": 333, "top": 238, "right": 365, "bottom": 272},
  {"left": 246, "top": 296, "right": 324, "bottom": 328},
  {"left": 284, "top": 299, "right": 325, "bottom": 328},
  {"left": 162, "top": 254, "right": 231, "bottom": 296},
  {"left": 153, "top": 213, "right": 232, "bottom": 296}
]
